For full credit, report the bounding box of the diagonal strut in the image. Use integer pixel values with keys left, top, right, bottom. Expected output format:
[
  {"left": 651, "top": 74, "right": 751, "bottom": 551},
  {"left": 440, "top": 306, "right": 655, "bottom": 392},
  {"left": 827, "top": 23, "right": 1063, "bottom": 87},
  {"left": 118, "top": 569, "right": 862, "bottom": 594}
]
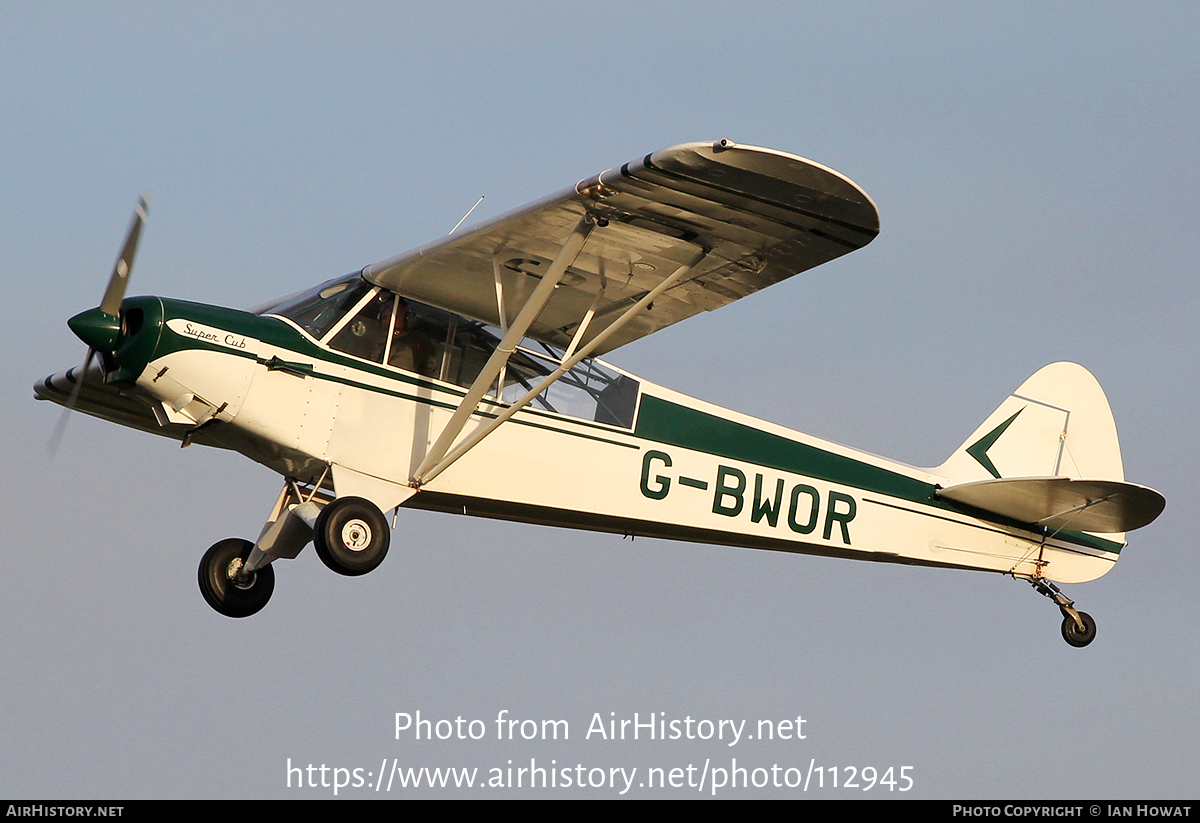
[
  {"left": 415, "top": 248, "right": 707, "bottom": 486},
  {"left": 411, "top": 213, "right": 598, "bottom": 484}
]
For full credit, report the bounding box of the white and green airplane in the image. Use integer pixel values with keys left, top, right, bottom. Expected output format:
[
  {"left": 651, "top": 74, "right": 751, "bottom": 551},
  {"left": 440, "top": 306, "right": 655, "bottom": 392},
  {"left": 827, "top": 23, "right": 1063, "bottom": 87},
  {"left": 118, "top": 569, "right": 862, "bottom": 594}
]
[{"left": 38, "top": 141, "right": 1164, "bottom": 646}]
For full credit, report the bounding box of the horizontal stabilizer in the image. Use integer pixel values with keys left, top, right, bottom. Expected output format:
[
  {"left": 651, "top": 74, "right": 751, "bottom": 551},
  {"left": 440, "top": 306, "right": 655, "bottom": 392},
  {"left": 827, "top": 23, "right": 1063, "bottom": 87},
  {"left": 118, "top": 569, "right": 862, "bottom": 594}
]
[{"left": 938, "top": 477, "right": 1165, "bottom": 533}]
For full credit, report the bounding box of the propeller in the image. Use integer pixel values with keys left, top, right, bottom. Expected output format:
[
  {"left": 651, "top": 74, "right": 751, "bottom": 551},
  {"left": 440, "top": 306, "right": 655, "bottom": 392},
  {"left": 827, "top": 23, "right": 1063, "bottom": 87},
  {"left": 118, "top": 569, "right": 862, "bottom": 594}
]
[{"left": 48, "top": 194, "right": 149, "bottom": 455}]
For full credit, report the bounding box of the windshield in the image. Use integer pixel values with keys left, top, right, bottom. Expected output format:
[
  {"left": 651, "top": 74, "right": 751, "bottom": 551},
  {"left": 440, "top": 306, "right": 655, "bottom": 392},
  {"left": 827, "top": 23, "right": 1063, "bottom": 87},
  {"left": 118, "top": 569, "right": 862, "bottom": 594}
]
[{"left": 257, "top": 273, "right": 372, "bottom": 340}]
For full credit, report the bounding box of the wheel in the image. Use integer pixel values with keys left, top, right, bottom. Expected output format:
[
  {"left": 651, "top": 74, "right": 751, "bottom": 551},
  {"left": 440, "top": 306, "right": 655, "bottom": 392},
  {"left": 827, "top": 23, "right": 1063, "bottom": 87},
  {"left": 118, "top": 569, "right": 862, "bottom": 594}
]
[
  {"left": 1061, "top": 611, "right": 1097, "bottom": 647},
  {"left": 198, "top": 538, "right": 275, "bottom": 618},
  {"left": 313, "top": 497, "right": 390, "bottom": 576}
]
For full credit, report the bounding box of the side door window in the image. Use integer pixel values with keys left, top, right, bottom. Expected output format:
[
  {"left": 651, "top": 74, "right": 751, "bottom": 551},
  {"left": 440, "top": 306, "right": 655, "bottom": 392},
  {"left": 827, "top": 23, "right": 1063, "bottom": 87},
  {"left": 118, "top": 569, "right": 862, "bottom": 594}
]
[{"left": 328, "top": 291, "right": 396, "bottom": 363}]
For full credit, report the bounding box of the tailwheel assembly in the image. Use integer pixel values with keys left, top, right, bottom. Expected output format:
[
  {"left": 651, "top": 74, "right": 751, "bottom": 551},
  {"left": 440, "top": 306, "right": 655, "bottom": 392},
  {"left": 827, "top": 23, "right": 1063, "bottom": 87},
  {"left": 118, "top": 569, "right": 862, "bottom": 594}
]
[
  {"left": 1060, "top": 610, "right": 1097, "bottom": 648},
  {"left": 1027, "top": 576, "right": 1097, "bottom": 648}
]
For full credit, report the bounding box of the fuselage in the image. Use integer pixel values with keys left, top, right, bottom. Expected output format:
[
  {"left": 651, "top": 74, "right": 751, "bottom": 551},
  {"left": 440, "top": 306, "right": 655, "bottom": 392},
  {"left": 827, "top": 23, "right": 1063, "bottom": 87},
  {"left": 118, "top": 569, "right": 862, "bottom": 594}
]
[{"left": 37, "top": 284, "right": 1123, "bottom": 585}]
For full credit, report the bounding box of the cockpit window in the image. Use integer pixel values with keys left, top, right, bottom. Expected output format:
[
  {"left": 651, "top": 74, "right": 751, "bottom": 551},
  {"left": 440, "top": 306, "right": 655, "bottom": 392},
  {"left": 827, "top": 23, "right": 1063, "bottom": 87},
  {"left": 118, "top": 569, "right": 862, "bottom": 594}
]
[
  {"left": 260, "top": 274, "right": 372, "bottom": 341},
  {"left": 328, "top": 290, "right": 392, "bottom": 363},
  {"left": 507, "top": 341, "right": 640, "bottom": 428},
  {"left": 408, "top": 304, "right": 639, "bottom": 428},
  {"left": 262, "top": 278, "right": 639, "bottom": 428}
]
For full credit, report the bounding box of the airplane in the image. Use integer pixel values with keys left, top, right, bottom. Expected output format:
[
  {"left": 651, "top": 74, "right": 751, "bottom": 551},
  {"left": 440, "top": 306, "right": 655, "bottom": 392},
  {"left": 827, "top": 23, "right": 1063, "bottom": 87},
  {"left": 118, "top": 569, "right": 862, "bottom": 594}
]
[{"left": 37, "top": 140, "right": 1165, "bottom": 646}]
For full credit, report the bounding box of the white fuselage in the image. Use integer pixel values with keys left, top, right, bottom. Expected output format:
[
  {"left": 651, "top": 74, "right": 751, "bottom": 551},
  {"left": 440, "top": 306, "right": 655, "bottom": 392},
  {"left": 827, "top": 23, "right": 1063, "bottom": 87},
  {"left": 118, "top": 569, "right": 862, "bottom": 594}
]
[{"left": 127, "top": 304, "right": 1120, "bottom": 586}]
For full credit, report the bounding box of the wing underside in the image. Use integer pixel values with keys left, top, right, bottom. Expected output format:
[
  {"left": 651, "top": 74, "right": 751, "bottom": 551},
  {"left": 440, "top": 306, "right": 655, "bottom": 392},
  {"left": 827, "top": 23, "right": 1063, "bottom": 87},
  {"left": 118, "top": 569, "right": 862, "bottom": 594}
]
[
  {"left": 36, "top": 363, "right": 227, "bottom": 449},
  {"left": 364, "top": 141, "right": 880, "bottom": 355}
]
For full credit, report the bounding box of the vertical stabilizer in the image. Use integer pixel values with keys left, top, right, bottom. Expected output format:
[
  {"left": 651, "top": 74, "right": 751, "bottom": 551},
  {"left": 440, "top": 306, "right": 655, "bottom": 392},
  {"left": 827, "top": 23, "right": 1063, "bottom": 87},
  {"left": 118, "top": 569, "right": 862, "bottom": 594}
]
[{"left": 934, "top": 362, "right": 1124, "bottom": 486}]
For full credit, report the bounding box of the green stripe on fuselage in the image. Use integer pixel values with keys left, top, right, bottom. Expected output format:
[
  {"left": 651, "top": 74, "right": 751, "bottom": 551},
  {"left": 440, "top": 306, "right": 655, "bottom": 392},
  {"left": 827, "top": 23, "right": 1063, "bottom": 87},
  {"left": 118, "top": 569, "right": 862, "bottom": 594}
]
[
  {"left": 633, "top": 394, "right": 1122, "bottom": 555},
  {"left": 635, "top": 394, "right": 939, "bottom": 504}
]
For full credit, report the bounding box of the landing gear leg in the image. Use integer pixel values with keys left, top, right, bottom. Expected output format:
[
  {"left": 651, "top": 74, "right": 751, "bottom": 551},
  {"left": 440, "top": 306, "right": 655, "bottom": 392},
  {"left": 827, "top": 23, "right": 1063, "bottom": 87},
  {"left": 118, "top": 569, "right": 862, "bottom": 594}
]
[
  {"left": 1027, "top": 577, "right": 1097, "bottom": 648},
  {"left": 195, "top": 474, "right": 330, "bottom": 617}
]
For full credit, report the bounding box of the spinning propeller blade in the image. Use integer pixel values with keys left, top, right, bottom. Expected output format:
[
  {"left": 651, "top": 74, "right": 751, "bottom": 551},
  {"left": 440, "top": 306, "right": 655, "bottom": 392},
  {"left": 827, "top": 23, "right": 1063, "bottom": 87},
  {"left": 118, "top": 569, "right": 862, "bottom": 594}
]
[
  {"left": 100, "top": 194, "right": 148, "bottom": 317},
  {"left": 48, "top": 195, "right": 149, "bottom": 455},
  {"left": 47, "top": 349, "right": 95, "bottom": 456}
]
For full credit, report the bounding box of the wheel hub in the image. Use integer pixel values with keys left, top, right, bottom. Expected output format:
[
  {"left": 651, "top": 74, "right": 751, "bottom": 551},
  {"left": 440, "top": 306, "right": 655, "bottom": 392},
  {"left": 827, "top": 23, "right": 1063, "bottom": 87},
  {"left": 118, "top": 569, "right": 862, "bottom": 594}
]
[
  {"left": 340, "top": 518, "right": 372, "bottom": 552},
  {"left": 226, "top": 556, "right": 257, "bottom": 589}
]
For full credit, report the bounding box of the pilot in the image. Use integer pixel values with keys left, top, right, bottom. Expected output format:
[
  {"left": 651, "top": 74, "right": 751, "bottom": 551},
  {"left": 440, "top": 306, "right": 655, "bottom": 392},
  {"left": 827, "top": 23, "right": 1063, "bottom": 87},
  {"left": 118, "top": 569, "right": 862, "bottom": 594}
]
[
  {"left": 384, "top": 298, "right": 434, "bottom": 376},
  {"left": 330, "top": 291, "right": 391, "bottom": 362}
]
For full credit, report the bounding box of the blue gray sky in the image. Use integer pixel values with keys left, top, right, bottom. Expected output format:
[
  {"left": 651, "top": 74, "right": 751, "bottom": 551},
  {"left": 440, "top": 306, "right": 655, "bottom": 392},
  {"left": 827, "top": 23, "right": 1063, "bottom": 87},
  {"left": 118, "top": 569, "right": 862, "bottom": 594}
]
[{"left": 3, "top": 2, "right": 1196, "bottom": 798}]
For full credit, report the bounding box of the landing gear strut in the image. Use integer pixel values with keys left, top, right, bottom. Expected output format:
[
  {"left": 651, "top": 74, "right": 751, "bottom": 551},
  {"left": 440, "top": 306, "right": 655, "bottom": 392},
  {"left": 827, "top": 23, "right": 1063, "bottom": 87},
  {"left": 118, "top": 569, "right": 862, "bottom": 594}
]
[
  {"left": 196, "top": 477, "right": 395, "bottom": 616},
  {"left": 1028, "top": 577, "right": 1097, "bottom": 648}
]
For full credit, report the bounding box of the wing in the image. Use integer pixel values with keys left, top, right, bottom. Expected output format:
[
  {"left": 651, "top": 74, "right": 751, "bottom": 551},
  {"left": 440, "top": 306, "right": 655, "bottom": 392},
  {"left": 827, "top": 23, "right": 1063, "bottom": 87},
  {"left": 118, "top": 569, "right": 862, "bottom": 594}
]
[
  {"left": 363, "top": 141, "right": 880, "bottom": 356},
  {"left": 35, "top": 362, "right": 231, "bottom": 448}
]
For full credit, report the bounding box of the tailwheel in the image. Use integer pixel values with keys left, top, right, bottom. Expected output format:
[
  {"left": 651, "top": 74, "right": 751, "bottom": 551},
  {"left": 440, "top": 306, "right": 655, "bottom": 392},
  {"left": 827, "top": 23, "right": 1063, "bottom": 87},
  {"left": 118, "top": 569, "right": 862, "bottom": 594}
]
[
  {"left": 199, "top": 538, "right": 275, "bottom": 618},
  {"left": 1060, "top": 610, "right": 1097, "bottom": 648},
  {"left": 1025, "top": 576, "right": 1097, "bottom": 648},
  {"left": 313, "top": 496, "right": 390, "bottom": 576}
]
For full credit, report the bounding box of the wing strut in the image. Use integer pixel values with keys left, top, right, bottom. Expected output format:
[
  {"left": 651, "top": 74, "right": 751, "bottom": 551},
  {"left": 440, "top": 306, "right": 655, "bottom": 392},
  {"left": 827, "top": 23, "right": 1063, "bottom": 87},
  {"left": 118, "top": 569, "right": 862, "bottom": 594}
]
[
  {"left": 413, "top": 247, "right": 707, "bottom": 486},
  {"left": 491, "top": 258, "right": 510, "bottom": 393},
  {"left": 411, "top": 213, "right": 598, "bottom": 484}
]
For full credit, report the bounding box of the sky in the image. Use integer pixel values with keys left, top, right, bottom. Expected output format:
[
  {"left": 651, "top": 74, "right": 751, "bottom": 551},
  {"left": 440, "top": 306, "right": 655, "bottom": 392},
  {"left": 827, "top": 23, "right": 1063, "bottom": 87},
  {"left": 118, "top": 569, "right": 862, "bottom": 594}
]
[{"left": 2, "top": 2, "right": 1197, "bottom": 799}]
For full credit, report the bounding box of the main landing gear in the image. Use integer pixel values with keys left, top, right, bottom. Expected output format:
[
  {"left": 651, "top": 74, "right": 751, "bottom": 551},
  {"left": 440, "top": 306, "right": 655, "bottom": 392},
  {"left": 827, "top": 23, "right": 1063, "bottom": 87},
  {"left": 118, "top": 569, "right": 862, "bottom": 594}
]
[
  {"left": 1027, "top": 577, "right": 1097, "bottom": 648},
  {"left": 313, "top": 496, "right": 390, "bottom": 576},
  {"left": 199, "top": 538, "right": 275, "bottom": 618},
  {"left": 197, "top": 481, "right": 391, "bottom": 618}
]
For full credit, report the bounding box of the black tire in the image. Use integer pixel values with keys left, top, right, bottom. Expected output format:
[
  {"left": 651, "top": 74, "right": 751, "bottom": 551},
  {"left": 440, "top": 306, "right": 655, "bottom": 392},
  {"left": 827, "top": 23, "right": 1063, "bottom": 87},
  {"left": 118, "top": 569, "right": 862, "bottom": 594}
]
[
  {"left": 313, "top": 497, "right": 390, "bottom": 576},
  {"left": 1061, "top": 611, "right": 1097, "bottom": 647},
  {"left": 198, "top": 538, "right": 274, "bottom": 618}
]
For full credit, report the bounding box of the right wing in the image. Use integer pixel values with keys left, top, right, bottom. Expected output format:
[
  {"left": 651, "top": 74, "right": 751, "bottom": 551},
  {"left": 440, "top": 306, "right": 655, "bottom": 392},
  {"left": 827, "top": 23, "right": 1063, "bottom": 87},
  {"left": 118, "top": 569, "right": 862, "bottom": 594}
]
[{"left": 363, "top": 141, "right": 880, "bottom": 356}]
